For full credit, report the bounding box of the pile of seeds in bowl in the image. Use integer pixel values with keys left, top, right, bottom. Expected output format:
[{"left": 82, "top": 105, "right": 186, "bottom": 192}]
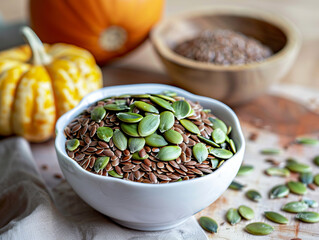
[
  {"left": 173, "top": 29, "right": 273, "bottom": 65},
  {"left": 64, "top": 91, "right": 236, "bottom": 184}
]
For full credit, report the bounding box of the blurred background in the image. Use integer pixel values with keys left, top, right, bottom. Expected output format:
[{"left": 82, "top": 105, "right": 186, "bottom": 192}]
[{"left": 0, "top": 0, "right": 318, "bottom": 89}]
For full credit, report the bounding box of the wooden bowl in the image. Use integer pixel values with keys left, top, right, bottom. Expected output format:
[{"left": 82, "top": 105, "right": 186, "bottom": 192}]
[{"left": 150, "top": 7, "right": 301, "bottom": 106}]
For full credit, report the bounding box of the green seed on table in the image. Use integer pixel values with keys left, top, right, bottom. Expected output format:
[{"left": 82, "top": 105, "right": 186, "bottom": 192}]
[
  {"left": 128, "top": 138, "right": 145, "bottom": 153},
  {"left": 130, "top": 94, "right": 151, "bottom": 98},
  {"left": 287, "top": 181, "right": 307, "bottom": 195},
  {"left": 314, "top": 155, "right": 319, "bottom": 166},
  {"left": 157, "top": 146, "right": 182, "bottom": 161},
  {"left": 159, "top": 111, "right": 175, "bottom": 133},
  {"left": 198, "top": 135, "right": 219, "bottom": 147},
  {"left": 282, "top": 201, "right": 308, "bottom": 213},
  {"left": 66, "top": 139, "right": 80, "bottom": 151},
  {"left": 261, "top": 148, "right": 281, "bottom": 155},
  {"left": 91, "top": 106, "right": 106, "bottom": 122},
  {"left": 132, "top": 151, "right": 149, "bottom": 160},
  {"left": 163, "top": 129, "right": 183, "bottom": 144},
  {"left": 269, "top": 185, "right": 290, "bottom": 199},
  {"left": 120, "top": 123, "right": 139, "bottom": 137},
  {"left": 226, "top": 208, "right": 241, "bottom": 225},
  {"left": 314, "top": 174, "right": 319, "bottom": 186},
  {"left": 108, "top": 170, "right": 123, "bottom": 178},
  {"left": 116, "top": 112, "right": 143, "bottom": 123},
  {"left": 238, "top": 205, "right": 255, "bottom": 220},
  {"left": 163, "top": 90, "right": 177, "bottom": 97},
  {"left": 265, "top": 167, "right": 290, "bottom": 177},
  {"left": 209, "top": 117, "right": 227, "bottom": 133},
  {"left": 299, "top": 172, "right": 314, "bottom": 185},
  {"left": 150, "top": 96, "right": 175, "bottom": 112},
  {"left": 104, "top": 103, "right": 129, "bottom": 111},
  {"left": 237, "top": 165, "right": 254, "bottom": 176},
  {"left": 229, "top": 139, "right": 236, "bottom": 153},
  {"left": 302, "top": 199, "right": 318, "bottom": 208},
  {"left": 138, "top": 114, "right": 160, "bottom": 137},
  {"left": 193, "top": 143, "right": 208, "bottom": 163},
  {"left": 264, "top": 211, "right": 288, "bottom": 224},
  {"left": 112, "top": 129, "right": 127, "bottom": 151},
  {"left": 210, "top": 148, "right": 233, "bottom": 159},
  {"left": 296, "top": 137, "right": 319, "bottom": 145},
  {"left": 199, "top": 216, "right": 218, "bottom": 233},
  {"left": 245, "top": 222, "right": 274, "bottom": 236},
  {"left": 229, "top": 180, "right": 246, "bottom": 190},
  {"left": 180, "top": 119, "right": 200, "bottom": 135},
  {"left": 286, "top": 158, "right": 298, "bottom": 165},
  {"left": 296, "top": 212, "right": 319, "bottom": 223},
  {"left": 94, "top": 156, "right": 109, "bottom": 172},
  {"left": 134, "top": 101, "right": 159, "bottom": 113},
  {"left": 246, "top": 190, "right": 262, "bottom": 202},
  {"left": 172, "top": 100, "right": 192, "bottom": 120},
  {"left": 286, "top": 162, "right": 311, "bottom": 173},
  {"left": 96, "top": 127, "right": 113, "bottom": 142},
  {"left": 145, "top": 133, "right": 168, "bottom": 147},
  {"left": 153, "top": 94, "right": 176, "bottom": 102},
  {"left": 212, "top": 128, "right": 226, "bottom": 144}
]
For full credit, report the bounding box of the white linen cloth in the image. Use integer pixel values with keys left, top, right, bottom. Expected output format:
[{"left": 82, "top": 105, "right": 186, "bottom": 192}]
[{"left": 0, "top": 137, "right": 208, "bottom": 240}]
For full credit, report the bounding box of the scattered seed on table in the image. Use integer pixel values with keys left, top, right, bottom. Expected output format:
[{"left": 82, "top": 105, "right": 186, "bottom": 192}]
[
  {"left": 296, "top": 211, "right": 319, "bottom": 223},
  {"left": 282, "top": 201, "right": 308, "bottom": 213},
  {"left": 314, "top": 174, "right": 319, "bottom": 186},
  {"left": 299, "top": 172, "right": 314, "bottom": 185},
  {"left": 269, "top": 185, "right": 290, "bottom": 199},
  {"left": 245, "top": 222, "right": 274, "bottom": 236},
  {"left": 226, "top": 208, "right": 241, "bottom": 225},
  {"left": 287, "top": 181, "right": 307, "bottom": 195},
  {"left": 286, "top": 162, "right": 311, "bottom": 173},
  {"left": 246, "top": 190, "right": 262, "bottom": 202},
  {"left": 264, "top": 211, "right": 288, "bottom": 224},
  {"left": 265, "top": 167, "right": 290, "bottom": 177},
  {"left": 302, "top": 199, "right": 318, "bottom": 208},
  {"left": 54, "top": 173, "right": 63, "bottom": 179},
  {"left": 314, "top": 155, "right": 319, "bottom": 166},
  {"left": 238, "top": 205, "right": 255, "bottom": 220},
  {"left": 261, "top": 148, "right": 281, "bottom": 155},
  {"left": 296, "top": 137, "right": 319, "bottom": 145},
  {"left": 229, "top": 181, "right": 246, "bottom": 190},
  {"left": 199, "top": 216, "right": 218, "bottom": 233},
  {"left": 237, "top": 165, "right": 254, "bottom": 176}
]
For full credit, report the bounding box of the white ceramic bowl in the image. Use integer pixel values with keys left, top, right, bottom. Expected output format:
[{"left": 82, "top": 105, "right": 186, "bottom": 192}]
[{"left": 55, "top": 84, "right": 245, "bottom": 231}]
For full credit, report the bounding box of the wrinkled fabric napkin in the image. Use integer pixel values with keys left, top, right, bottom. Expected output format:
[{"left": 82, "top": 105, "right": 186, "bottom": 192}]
[{"left": 0, "top": 137, "right": 208, "bottom": 240}]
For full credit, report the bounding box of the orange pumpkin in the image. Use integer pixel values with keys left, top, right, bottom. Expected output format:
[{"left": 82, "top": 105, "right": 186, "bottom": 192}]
[{"left": 29, "top": 0, "right": 164, "bottom": 65}]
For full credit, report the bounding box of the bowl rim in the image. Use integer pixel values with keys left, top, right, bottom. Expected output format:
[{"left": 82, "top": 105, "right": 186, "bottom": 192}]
[
  {"left": 55, "top": 83, "right": 245, "bottom": 188},
  {"left": 150, "top": 6, "right": 301, "bottom": 71}
]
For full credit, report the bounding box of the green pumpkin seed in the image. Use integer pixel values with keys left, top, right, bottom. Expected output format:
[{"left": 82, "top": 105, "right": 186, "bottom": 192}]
[
  {"left": 128, "top": 138, "right": 145, "bottom": 153},
  {"left": 212, "top": 128, "right": 226, "bottom": 144},
  {"left": 115, "top": 94, "right": 131, "bottom": 98},
  {"left": 114, "top": 99, "right": 127, "bottom": 105},
  {"left": 112, "top": 130, "right": 127, "bottom": 151},
  {"left": 157, "top": 146, "right": 182, "bottom": 161},
  {"left": 159, "top": 111, "right": 175, "bottom": 133},
  {"left": 261, "top": 148, "right": 281, "bottom": 155},
  {"left": 217, "top": 160, "right": 225, "bottom": 168},
  {"left": 302, "top": 199, "right": 318, "bottom": 208},
  {"left": 153, "top": 94, "right": 176, "bottom": 102},
  {"left": 229, "top": 139, "right": 236, "bottom": 153},
  {"left": 108, "top": 170, "right": 123, "bottom": 178},
  {"left": 130, "top": 94, "right": 151, "bottom": 98},
  {"left": 246, "top": 190, "right": 262, "bottom": 202},
  {"left": 229, "top": 180, "right": 246, "bottom": 190},
  {"left": 269, "top": 185, "right": 290, "bottom": 199},
  {"left": 286, "top": 158, "right": 298, "bottom": 164},
  {"left": 209, "top": 117, "right": 227, "bottom": 133},
  {"left": 193, "top": 143, "right": 208, "bottom": 163},
  {"left": 282, "top": 201, "right": 308, "bottom": 213},
  {"left": 264, "top": 211, "right": 288, "bottom": 224},
  {"left": 134, "top": 101, "right": 159, "bottom": 113},
  {"left": 203, "top": 109, "right": 211, "bottom": 113},
  {"left": 138, "top": 114, "right": 160, "bottom": 137},
  {"left": 226, "top": 208, "right": 241, "bottom": 225},
  {"left": 210, "top": 148, "right": 233, "bottom": 159},
  {"left": 265, "top": 167, "right": 290, "bottom": 177},
  {"left": 296, "top": 137, "right": 319, "bottom": 145},
  {"left": 314, "top": 174, "right": 319, "bottom": 186},
  {"left": 145, "top": 133, "right": 168, "bottom": 147},
  {"left": 94, "top": 157, "right": 109, "bottom": 172},
  {"left": 91, "top": 106, "right": 106, "bottom": 122},
  {"left": 150, "top": 96, "right": 175, "bottom": 112},
  {"left": 96, "top": 127, "right": 113, "bottom": 142},
  {"left": 226, "top": 126, "right": 232, "bottom": 135},
  {"left": 172, "top": 100, "right": 192, "bottom": 120},
  {"left": 299, "top": 172, "right": 314, "bottom": 185},
  {"left": 314, "top": 156, "right": 319, "bottom": 166},
  {"left": 164, "top": 129, "right": 183, "bottom": 144},
  {"left": 237, "top": 165, "right": 254, "bottom": 176},
  {"left": 198, "top": 135, "right": 219, "bottom": 147},
  {"left": 245, "top": 222, "right": 274, "bottom": 236},
  {"left": 120, "top": 123, "right": 139, "bottom": 137},
  {"left": 66, "top": 139, "right": 80, "bottom": 151},
  {"left": 211, "top": 159, "right": 219, "bottom": 169},
  {"left": 198, "top": 216, "right": 218, "bottom": 233},
  {"left": 286, "top": 162, "right": 311, "bottom": 173},
  {"left": 104, "top": 103, "right": 129, "bottom": 111},
  {"left": 296, "top": 212, "right": 319, "bottom": 223},
  {"left": 132, "top": 151, "right": 149, "bottom": 160},
  {"left": 116, "top": 112, "right": 143, "bottom": 123},
  {"left": 180, "top": 119, "right": 200, "bottom": 135},
  {"left": 163, "top": 90, "right": 177, "bottom": 97},
  {"left": 238, "top": 205, "right": 255, "bottom": 220},
  {"left": 186, "top": 108, "right": 195, "bottom": 118}
]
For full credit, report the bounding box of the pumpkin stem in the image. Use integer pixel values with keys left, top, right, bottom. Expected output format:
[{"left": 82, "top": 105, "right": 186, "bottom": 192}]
[{"left": 21, "top": 27, "right": 51, "bottom": 65}]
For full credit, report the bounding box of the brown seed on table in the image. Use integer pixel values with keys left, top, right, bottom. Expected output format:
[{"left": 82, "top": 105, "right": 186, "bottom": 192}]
[
  {"left": 89, "top": 157, "right": 96, "bottom": 168},
  {"left": 249, "top": 132, "right": 258, "bottom": 141},
  {"left": 186, "top": 147, "right": 192, "bottom": 157},
  {"left": 54, "top": 173, "right": 63, "bottom": 179},
  {"left": 95, "top": 149, "right": 103, "bottom": 155},
  {"left": 308, "top": 183, "right": 316, "bottom": 191},
  {"left": 67, "top": 151, "right": 74, "bottom": 158},
  {"left": 128, "top": 173, "right": 134, "bottom": 181},
  {"left": 144, "top": 146, "right": 151, "bottom": 153},
  {"left": 80, "top": 124, "right": 88, "bottom": 136}
]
